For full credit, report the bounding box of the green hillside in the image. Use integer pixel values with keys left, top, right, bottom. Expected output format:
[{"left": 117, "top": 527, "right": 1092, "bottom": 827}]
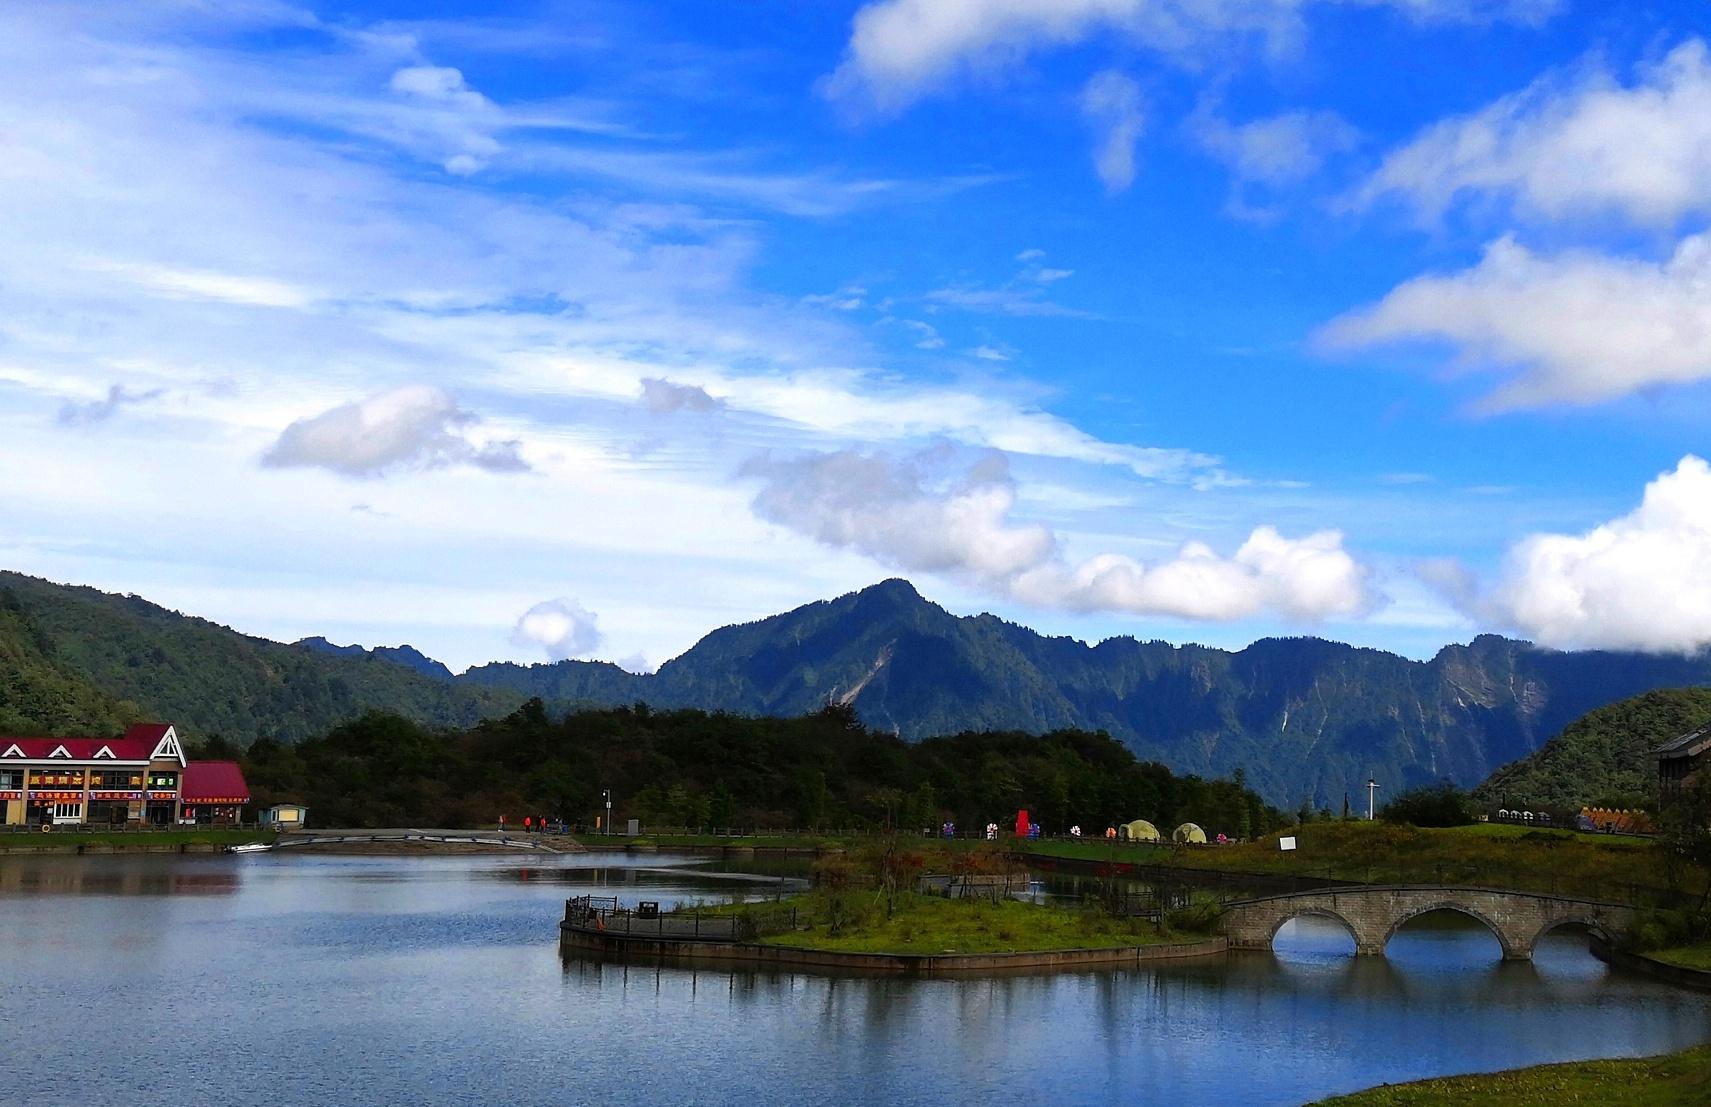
[
  {"left": 0, "top": 588, "right": 140, "bottom": 735},
  {"left": 1474, "top": 688, "right": 1711, "bottom": 809},
  {"left": 0, "top": 571, "right": 523, "bottom": 741}
]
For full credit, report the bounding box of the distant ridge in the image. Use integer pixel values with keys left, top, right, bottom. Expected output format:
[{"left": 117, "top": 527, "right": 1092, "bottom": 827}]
[{"left": 3, "top": 570, "right": 1710, "bottom": 807}]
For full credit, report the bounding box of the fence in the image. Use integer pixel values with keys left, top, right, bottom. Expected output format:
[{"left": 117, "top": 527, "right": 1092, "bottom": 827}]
[{"left": 564, "top": 895, "right": 799, "bottom": 943}]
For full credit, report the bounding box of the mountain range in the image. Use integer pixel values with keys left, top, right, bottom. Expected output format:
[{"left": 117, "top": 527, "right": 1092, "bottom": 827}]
[{"left": 3, "top": 570, "right": 1709, "bottom": 808}]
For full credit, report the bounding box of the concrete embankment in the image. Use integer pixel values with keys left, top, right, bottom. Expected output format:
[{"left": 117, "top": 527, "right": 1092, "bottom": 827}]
[{"left": 1591, "top": 935, "right": 1711, "bottom": 992}]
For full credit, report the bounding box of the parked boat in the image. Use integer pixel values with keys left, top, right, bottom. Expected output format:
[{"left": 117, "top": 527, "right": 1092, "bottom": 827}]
[{"left": 225, "top": 842, "right": 274, "bottom": 854}]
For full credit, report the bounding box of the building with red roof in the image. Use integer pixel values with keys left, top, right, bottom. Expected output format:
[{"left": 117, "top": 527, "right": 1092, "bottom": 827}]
[{"left": 0, "top": 724, "right": 248, "bottom": 828}]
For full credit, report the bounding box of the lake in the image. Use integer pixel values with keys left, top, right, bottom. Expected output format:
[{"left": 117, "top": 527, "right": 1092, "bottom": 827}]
[{"left": 2, "top": 849, "right": 1707, "bottom": 1106}]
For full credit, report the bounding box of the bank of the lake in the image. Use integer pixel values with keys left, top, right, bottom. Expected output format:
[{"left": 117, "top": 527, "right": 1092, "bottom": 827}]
[
  {"left": 0, "top": 828, "right": 274, "bottom": 854},
  {"left": 1313, "top": 1044, "right": 1711, "bottom": 1106}
]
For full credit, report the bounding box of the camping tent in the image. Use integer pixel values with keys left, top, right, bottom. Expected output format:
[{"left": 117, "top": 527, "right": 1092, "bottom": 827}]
[
  {"left": 1172, "top": 822, "right": 1207, "bottom": 844},
  {"left": 1119, "top": 819, "right": 1160, "bottom": 842}
]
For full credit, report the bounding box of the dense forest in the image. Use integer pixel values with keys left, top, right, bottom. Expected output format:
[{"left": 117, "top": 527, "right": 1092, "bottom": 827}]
[{"left": 194, "top": 700, "right": 1287, "bottom": 839}]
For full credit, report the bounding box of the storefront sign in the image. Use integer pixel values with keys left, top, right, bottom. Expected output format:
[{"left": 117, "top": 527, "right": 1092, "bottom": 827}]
[
  {"left": 147, "top": 791, "right": 176, "bottom": 800},
  {"left": 28, "top": 790, "right": 81, "bottom": 801},
  {"left": 89, "top": 790, "right": 144, "bottom": 801},
  {"left": 0, "top": 790, "right": 20, "bottom": 801}
]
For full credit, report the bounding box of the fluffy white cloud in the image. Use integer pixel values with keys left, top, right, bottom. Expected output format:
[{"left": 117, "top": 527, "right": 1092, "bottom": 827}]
[
  {"left": 1355, "top": 40, "right": 1711, "bottom": 226},
  {"left": 1484, "top": 456, "right": 1711, "bottom": 653},
  {"left": 1080, "top": 70, "right": 1145, "bottom": 193},
  {"left": 746, "top": 448, "right": 1057, "bottom": 581},
  {"left": 511, "top": 597, "right": 604, "bottom": 660},
  {"left": 825, "top": 0, "right": 1558, "bottom": 111},
  {"left": 262, "top": 386, "right": 529, "bottom": 477},
  {"left": 1320, "top": 233, "right": 1711, "bottom": 409},
  {"left": 746, "top": 446, "right": 1374, "bottom": 621},
  {"left": 1015, "top": 525, "right": 1372, "bottom": 621}
]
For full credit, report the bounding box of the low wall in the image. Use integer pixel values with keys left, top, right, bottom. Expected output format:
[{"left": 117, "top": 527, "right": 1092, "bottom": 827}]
[
  {"left": 560, "top": 923, "right": 1225, "bottom": 977},
  {"left": 1591, "top": 935, "right": 1711, "bottom": 992}
]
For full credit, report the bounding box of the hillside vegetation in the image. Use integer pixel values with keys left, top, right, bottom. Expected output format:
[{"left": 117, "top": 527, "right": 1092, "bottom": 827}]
[
  {"left": 0, "top": 572, "right": 520, "bottom": 741},
  {"left": 1474, "top": 688, "right": 1711, "bottom": 810},
  {"left": 219, "top": 700, "right": 1285, "bottom": 836}
]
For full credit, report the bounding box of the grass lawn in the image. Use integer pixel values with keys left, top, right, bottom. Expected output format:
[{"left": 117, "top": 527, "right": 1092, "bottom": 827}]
[
  {"left": 1027, "top": 821, "right": 1685, "bottom": 904},
  {"left": 1645, "top": 941, "right": 1711, "bottom": 971},
  {"left": 1311, "top": 1045, "right": 1711, "bottom": 1106},
  {"left": 0, "top": 828, "right": 274, "bottom": 850},
  {"left": 714, "top": 890, "right": 1197, "bottom": 955}
]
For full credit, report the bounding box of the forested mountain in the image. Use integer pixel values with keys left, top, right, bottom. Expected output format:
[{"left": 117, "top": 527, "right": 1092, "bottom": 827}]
[
  {"left": 0, "top": 572, "right": 518, "bottom": 741},
  {"left": 225, "top": 701, "right": 1285, "bottom": 837},
  {"left": 4, "top": 570, "right": 1711, "bottom": 808},
  {"left": 1473, "top": 688, "right": 1711, "bottom": 810}
]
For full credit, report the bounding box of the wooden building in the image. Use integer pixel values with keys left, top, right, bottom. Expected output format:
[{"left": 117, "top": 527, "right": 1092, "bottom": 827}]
[{"left": 1654, "top": 723, "right": 1711, "bottom": 804}]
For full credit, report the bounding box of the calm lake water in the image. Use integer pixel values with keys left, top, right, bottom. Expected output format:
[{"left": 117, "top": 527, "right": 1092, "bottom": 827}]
[{"left": 2, "top": 850, "right": 1709, "bottom": 1107}]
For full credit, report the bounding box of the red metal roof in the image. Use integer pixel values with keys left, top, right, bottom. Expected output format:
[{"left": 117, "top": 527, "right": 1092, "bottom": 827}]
[
  {"left": 181, "top": 761, "right": 250, "bottom": 804},
  {"left": 123, "top": 723, "right": 173, "bottom": 744},
  {"left": 0, "top": 737, "right": 159, "bottom": 761}
]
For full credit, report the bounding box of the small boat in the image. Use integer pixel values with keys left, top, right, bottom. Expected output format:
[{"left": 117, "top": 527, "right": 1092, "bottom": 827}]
[{"left": 225, "top": 842, "right": 274, "bottom": 854}]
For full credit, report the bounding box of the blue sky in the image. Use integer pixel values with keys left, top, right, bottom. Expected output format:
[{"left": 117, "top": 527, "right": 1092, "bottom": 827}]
[{"left": 3, "top": 0, "right": 1711, "bottom": 671}]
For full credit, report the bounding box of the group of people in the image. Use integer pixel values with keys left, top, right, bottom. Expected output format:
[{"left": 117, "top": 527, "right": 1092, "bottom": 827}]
[{"left": 499, "top": 814, "right": 563, "bottom": 835}]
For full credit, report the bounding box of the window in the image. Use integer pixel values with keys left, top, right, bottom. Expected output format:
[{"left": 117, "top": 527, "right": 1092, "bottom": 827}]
[
  {"left": 147, "top": 772, "right": 178, "bottom": 790},
  {"left": 0, "top": 769, "right": 21, "bottom": 790},
  {"left": 93, "top": 770, "right": 142, "bottom": 789},
  {"left": 52, "top": 802, "right": 83, "bottom": 821}
]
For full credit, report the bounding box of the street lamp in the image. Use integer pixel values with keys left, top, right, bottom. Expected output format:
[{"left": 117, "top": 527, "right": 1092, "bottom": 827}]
[
  {"left": 1366, "top": 778, "right": 1380, "bottom": 821},
  {"left": 603, "top": 789, "right": 612, "bottom": 836}
]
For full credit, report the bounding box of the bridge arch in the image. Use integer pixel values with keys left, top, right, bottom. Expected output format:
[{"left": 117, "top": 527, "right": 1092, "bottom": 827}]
[
  {"left": 1267, "top": 907, "right": 1364, "bottom": 951},
  {"left": 1381, "top": 902, "right": 1515, "bottom": 959},
  {"left": 1528, "top": 915, "right": 1615, "bottom": 952}
]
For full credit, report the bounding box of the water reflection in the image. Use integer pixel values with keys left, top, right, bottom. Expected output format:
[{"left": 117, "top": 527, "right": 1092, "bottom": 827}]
[{"left": 2, "top": 852, "right": 1708, "bottom": 1107}]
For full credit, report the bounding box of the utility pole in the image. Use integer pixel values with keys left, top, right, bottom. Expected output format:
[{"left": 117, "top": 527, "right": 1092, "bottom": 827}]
[
  {"left": 603, "top": 789, "right": 612, "bottom": 836},
  {"left": 1366, "top": 778, "right": 1380, "bottom": 821}
]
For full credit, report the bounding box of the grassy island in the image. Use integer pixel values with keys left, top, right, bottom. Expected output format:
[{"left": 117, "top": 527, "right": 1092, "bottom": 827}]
[
  {"left": 1312, "top": 1045, "right": 1711, "bottom": 1106},
  {"left": 671, "top": 842, "right": 1222, "bottom": 957},
  {"left": 719, "top": 889, "right": 1196, "bottom": 955}
]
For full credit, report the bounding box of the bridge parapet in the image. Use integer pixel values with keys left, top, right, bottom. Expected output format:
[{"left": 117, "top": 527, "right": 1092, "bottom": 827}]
[{"left": 1221, "top": 885, "right": 1635, "bottom": 961}]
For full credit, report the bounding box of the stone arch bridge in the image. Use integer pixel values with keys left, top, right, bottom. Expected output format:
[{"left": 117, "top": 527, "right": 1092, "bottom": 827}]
[{"left": 1221, "top": 885, "right": 1636, "bottom": 960}]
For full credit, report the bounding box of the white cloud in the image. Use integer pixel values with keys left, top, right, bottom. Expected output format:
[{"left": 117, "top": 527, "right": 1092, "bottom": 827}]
[
  {"left": 1193, "top": 103, "right": 1357, "bottom": 186},
  {"left": 511, "top": 597, "right": 604, "bottom": 660},
  {"left": 1320, "top": 233, "right": 1711, "bottom": 409},
  {"left": 1354, "top": 40, "right": 1711, "bottom": 227},
  {"left": 640, "top": 378, "right": 724, "bottom": 415},
  {"left": 825, "top": 0, "right": 1558, "bottom": 112},
  {"left": 1080, "top": 70, "right": 1145, "bottom": 193},
  {"left": 746, "top": 446, "right": 1374, "bottom": 622},
  {"left": 57, "top": 384, "right": 163, "bottom": 427},
  {"left": 262, "top": 386, "right": 529, "bottom": 477},
  {"left": 1482, "top": 456, "right": 1711, "bottom": 653}
]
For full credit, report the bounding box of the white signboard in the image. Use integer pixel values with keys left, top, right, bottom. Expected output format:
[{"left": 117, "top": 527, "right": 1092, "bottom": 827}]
[{"left": 1278, "top": 836, "right": 1297, "bottom": 852}]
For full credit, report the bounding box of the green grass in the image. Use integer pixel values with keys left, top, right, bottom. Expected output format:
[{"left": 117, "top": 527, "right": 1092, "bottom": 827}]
[
  {"left": 1025, "top": 821, "right": 1686, "bottom": 904},
  {"left": 1311, "top": 1045, "right": 1711, "bottom": 1105},
  {"left": 706, "top": 890, "right": 1196, "bottom": 955},
  {"left": 1644, "top": 941, "right": 1711, "bottom": 971},
  {"left": 0, "top": 828, "right": 274, "bottom": 850}
]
